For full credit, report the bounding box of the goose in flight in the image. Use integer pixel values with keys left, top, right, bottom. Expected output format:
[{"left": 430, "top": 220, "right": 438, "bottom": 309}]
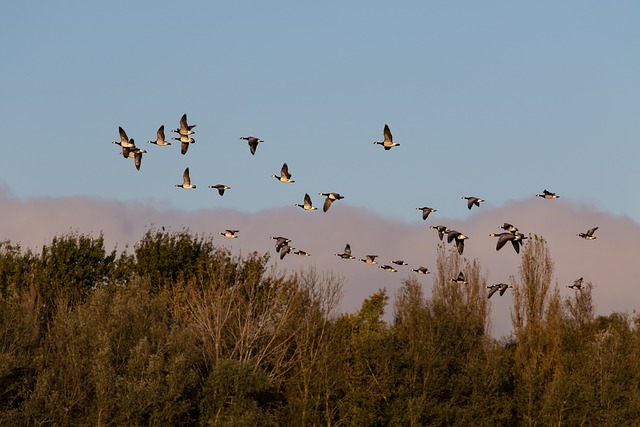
[
  {"left": 171, "top": 135, "right": 195, "bottom": 155},
  {"left": 239, "top": 136, "right": 264, "bottom": 155},
  {"left": 293, "top": 249, "right": 311, "bottom": 257},
  {"left": 295, "top": 193, "right": 318, "bottom": 211},
  {"left": 209, "top": 184, "right": 230, "bottom": 196},
  {"left": 412, "top": 266, "right": 430, "bottom": 275},
  {"left": 417, "top": 207, "right": 437, "bottom": 220},
  {"left": 487, "top": 283, "right": 512, "bottom": 299},
  {"left": 319, "top": 192, "right": 344, "bottom": 212},
  {"left": 380, "top": 265, "right": 398, "bottom": 272},
  {"left": 431, "top": 225, "right": 449, "bottom": 241},
  {"left": 119, "top": 147, "right": 147, "bottom": 171},
  {"left": 171, "top": 113, "right": 196, "bottom": 136},
  {"left": 360, "top": 255, "right": 378, "bottom": 265},
  {"left": 272, "top": 163, "right": 295, "bottom": 183},
  {"left": 536, "top": 189, "right": 559, "bottom": 199},
  {"left": 577, "top": 227, "right": 598, "bottom": 240},
  {"left": 279, "top": 244, "right": 292, "bottom": 260},
  {"left": 113, "top": 126, "right": 135, "bottom": 148},
  {"left": 148, "top": 125, "right": 171, "bottom": 146},
  {"left": 391, "top": 260, "right": 408, "bottom": 266},
  {"left": 373, "top": 124, "right": 400, "bottom": 150},
  {"left": 490, "top": 232, "right": 519, "bottom": 253},
  {"left": 335, "top": 243, "right": 355, "bottom": 259},
  {"left": 451, "top": 272, "right": 467, "bottom": 285},
  {"left": 462, "top": 196, "right": 484, "bottom": 210},
  {"left": 271, "top": 236, "right": 291, "bottom": 253},
  {"left": 500, "top": 223, "right": 518, "bottom": 233},
  {"left": 447, "top": 230, "right": 469, "bottom": 255},
  {"left": 567, "top": 277, "right": 584, "bottom": 290},
  {"left": 221, "top": 229, "right": 239, "bottom": 238},
  {"left": 175, "top": 167, "right": 196, "bottom": 189}
]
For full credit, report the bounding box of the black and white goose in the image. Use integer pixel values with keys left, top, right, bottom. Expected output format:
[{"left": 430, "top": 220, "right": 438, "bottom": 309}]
[
  {"left": 567, "top": 277, "right": 584, "bottom": 290},
  {"left": 412, "top": 266, "right": 430, "bottom": 275},
  {"left": 293, "top": 249, "right": 311, "bottom": 257},
  {"left": 171, "top": 135, "right": 195, "bottom": 155},
  {"left": 148, "top": 125, "right": 171, "bottom": 146},
  {"left": 417, "top": 207, "right": 437, "bottom": 220},
  {"left": 113, "top": 126, "right": 135, "bottom": 148},
  {"left": 239, "top": 136, "right": 264, "bottom": 155},
  {"left": 272, "top": 163, "right": 295, "bottom": 183},
  {"left": 500, "top": 223, "right": 518, "bottom": 233},
  {"left": 271, "top": 236, "right": 291, "bottom": 253},
  {"left": 295, "top": 193, "right": 318, "bottom": 211},
  {"left": 335, "top": 244, "right": 355, "bottom": 259},
  {"left": 488, "top": 283, "right": 512, "bottom": 299},
  {"left": 489, "top": 232, "right": 519, "bottom": 253},
  {"left": 119, "top": 147, "right": 147, "bottom": 171},
  {"left": 577, "top": 227, "right": 598, "bottom": 240},
  {"left": 447, "top": 230, "right": 469, "bottom": 255},
  {"left": 536, "top": 189, "right": 559, "bottom": 199},
  {"left": 360, "top": 255, "right": 378, "bottom": 265},
  {"left": 451, "top": 272, "right": 467, "bottom": 285},
  {"left": 462, "top": 196, "right": 484, "bottom": 210},
  {"left": 171, "top": 113, "right": 196, "bottom": 136},
  {"left": 221, "top": 229, "right": 239, "bottom": 239},
  {"left": 319, "top": 192, "right": 344, "bottom": 212},
  {"left": 431, "top": 225, "right": 450, "bottom": 241},
  {"left": 380, "top": 265, "right": 397, "bottom": 272},
  {"left": 373, "top": 124, "right": 400, "bottom": 150},
  {"left": 175, "top": 167, "right": 196, "bottom": 189},
  {"left": 208, "top": 184, "right": 230, "bottom": 196},
  {"left": 391, "top": 260, "right": 408, "bottom": 266}
]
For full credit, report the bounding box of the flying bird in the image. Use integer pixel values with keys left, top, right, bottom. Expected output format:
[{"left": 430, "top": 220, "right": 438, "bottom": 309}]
[
  {"left": 373, "top": 124, "right": 400, "bottom": 150},
  {"left": 335, "top": 244, "right": 355, "bottom": 259},
  {"left": 148, "top": 125, "right": 171, "bottom": 146},
  {"left": 175, "top": 167, "right": 196, "bottom": 189},
  {"left": 577, "top": 227, "right": 598, "bottom": 240},
  {"left": 490, "top": 232, "right": 519, "bottom": 253},
  {"left": 239, "top": 136, "right": 264, "bottom": 155},
  {"left": 379, "top": 265, "right": 398, "bottom": 272},
  {"left": 119, "top": 147, "right": 147, "bottom": 171},
  {"left": 220, "top": 229, "right": 239, "bottom": 239},
  {"left": 412, "top": 266, "right": 430, "bottom": 275},
  {"left": 271, "top": 236, "right": 291, "bottom": 253},
  {"left": 447, "top": 230, "right": 469, "bottom": 255},
  {"left": 451, "top": 272, "right": 467, "bottom": 285},
  {"left": 279, "top": 244, "right": 292, "bottom": 260},
  {"left": 431, "top": 225, "right": 450, "bottom": 241},
  {"left": 488, "top": 283, "right": 512, "bottom": 299},
  {"left": 360, "top": 255, "right": 378, "bottom": 265},
  {"left": 171, "top": 135, "right": 195, "bottom": 155},
  {"left": 536, "top": 189, "right": 560, "bottom": 199},
  {"left": 293, "top": 249, "right": 311, "bottom": 257},
  {"left": 272, "top": 163, "right": 295, "bottom": 183},
  {"left": 500, "top": 223, "right": 518, "bottom": 233},
  {"left": 294, "top": 193, "right": 318, "bottom": 211},
  {"left": 390, "top": 260, "right": 408, "bottom": 266},
  {"left": 567, "top": 277, "right": 584, "bottom": 290},
  {"left": 319, "top": 192, "right": 344, "bottom": 212},
  {"left": 417, "top": 207, "right": 437, "bottom": 220},
  {"left": 113, "top": 126, "right": 135, "bottom": 148},
  {"left": 208, "top": 184, "right": 230, "bottom": 196},
  {"left": 462, "top": 196, "right": 484, "bottom": 210},
  {"left": 171, "top": 113, "right": 196, "bottom": 136}
]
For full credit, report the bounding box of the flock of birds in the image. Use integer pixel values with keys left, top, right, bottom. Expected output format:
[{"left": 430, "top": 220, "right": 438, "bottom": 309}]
[{"left": 112, "top": 115, "right": 597, "bottom": 300}]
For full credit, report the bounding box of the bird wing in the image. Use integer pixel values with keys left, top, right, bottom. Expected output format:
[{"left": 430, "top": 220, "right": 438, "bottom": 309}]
[
  {"left": 119, "top": 127, "right": 129, "bottom": 143},
  {"left": 281, "top": 163, "right": 291, "bottom": 179},
  {"left": 587, "top": 227, "right": 598, "bottom": 236},
  {"left": 183, "top": 168, "right": 191, "bottom": 186},
  {"left": 344, "top": 244, "right": 351, "bottom": 255},
  {"left": 157, "top": 125, "right": 165, "bottom": 140},
  {"left": 383, "top": 124, "right": 392, "bottom": 142},
  {"left": 181, "top": 141, "right": 189, "bottom": 155},
  {"left": 323, "top": 197, "right": 334, "bottom": 212},
  {"left": 422, "top": 209, "right": 430, "bottom": 220},
  {"left": 179, "top": 114, "right": 188, "bottom": 130},
  {"left": 249, "top": 141, "right": 257, "bottom": 155},
  {"left": 496, "top": 233, "right": 512, "bottom": 251},
  {"left": 499, "top": 284, "right": 509, "bottom": 296},
  {"left": 134, "top": 151, "right": 142, "bottom": 170},
  {"left": 487, "top": 286, "right": 499, "bottom": 299},
  {"left": 467, "top": 198, "right": 474, "bottom": 210},
  {"left": 456, "top": 239, "right": 465, "bottom": 255},
  {"left": 303, "top": 193, "right": 312, "bottom": 207},
  {"left": 447, "top": 230, "right": 459, "bottom": 243}
]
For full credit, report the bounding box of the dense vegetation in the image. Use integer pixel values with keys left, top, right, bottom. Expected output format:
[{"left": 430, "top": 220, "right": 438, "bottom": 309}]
[{"left": 0, "top": 229, "right": 639, "bottom": 426}]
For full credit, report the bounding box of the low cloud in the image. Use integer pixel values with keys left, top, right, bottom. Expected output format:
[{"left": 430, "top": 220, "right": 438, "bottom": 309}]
[{"left": 1, "top": 185, "right": 638, "bottom": 337}]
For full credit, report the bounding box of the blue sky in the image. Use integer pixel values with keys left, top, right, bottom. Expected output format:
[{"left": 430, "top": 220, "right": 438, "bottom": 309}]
[
  {"left": 1, "top": 1, "right": 638, "bottom": 222},
  {"left": 1, "top": 2, "right": 640, "bottom": 335}
]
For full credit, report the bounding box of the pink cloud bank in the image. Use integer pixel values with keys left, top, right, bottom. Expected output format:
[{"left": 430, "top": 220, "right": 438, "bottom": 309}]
[{"left": 1, "top": 185, "right": 638, "bottom": 337}]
